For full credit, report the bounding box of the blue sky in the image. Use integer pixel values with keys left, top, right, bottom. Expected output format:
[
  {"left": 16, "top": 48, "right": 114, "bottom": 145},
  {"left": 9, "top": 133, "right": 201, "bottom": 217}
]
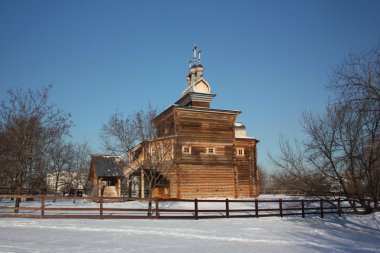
[{"left": 1, "top": 0, "right": 379, "bottom": 171}]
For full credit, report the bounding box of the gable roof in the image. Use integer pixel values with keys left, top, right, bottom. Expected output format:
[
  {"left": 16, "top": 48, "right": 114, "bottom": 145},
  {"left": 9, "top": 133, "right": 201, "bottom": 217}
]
[
  {"left": 91, "top": 155, "right": 124, "bottom": 177},
  {"left": 181, "top": 78, "right": 211, "bottom": 96}
]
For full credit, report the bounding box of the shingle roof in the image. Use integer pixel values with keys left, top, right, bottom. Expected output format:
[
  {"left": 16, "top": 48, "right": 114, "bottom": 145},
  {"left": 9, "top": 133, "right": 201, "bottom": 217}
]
[{"left": 91, "top": 156, "right": 124, "bottom": 177}]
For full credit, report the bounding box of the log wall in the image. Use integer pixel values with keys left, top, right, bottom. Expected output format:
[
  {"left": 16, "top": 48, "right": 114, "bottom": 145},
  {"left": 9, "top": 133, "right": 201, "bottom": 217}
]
[{"left": 153, "top": 105, "right": 259, "bottom": 199}]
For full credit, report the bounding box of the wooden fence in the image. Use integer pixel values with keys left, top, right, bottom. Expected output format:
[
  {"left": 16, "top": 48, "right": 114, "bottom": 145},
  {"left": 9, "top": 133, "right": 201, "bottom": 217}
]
[{"left": 0, "top": 195, "right": 357, "bottom": 220}]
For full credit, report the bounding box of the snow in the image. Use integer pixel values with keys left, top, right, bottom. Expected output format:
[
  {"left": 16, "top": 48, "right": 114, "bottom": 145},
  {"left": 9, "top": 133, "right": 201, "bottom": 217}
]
[{"left": 0, "top": 197, "right": 379, "bottom": 253}]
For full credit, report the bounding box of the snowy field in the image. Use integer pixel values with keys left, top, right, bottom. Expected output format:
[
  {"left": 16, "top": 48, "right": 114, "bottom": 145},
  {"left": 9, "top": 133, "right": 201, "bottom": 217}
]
[
  {"left": 0, "top": 196, "right": 379, "bottom": 253},
  {"left": 0, "top": 214, "right": 379, "bottom": 253}
]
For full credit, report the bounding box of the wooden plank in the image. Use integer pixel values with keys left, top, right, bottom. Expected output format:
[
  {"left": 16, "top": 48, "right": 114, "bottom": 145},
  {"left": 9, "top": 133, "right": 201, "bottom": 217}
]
[
  {"left": 102, "top": 208, "right": 150, "bottom": 212},
  {"left": 0, "top": 206, "right": 40, "bottom": 211},
  {"left": 194, "top": 199, "right": 198, "bottom": 220},
  {"left": 226, "top": 209, "right": 259, "bottom": 212},
  {"left": 155, "top": 209, "right": 194, "bottom": 213},
  {"left": 225, "top": 199, "right": 230, "bottom": 218},
  {"left": 42, "top": 214, "right": 100, "bottom": 219},
  {"left": 155, "top": 199, "right": 159, "bottom": 219},
  {"left": 102, "top": 215, "right": 152, "bottom": 219},
  {"left": 154, "top": 215, "right": 194, "bottom": 219},
  {"left": 100, "top": 196, "right": 103, "bottom": 219},
  {"left": 195, "top": 209, "right": 231, "bottom": 212},
  {"left": 0, "top": 214, "right": 41, "bottom": 218},
  {"left": 337, "top": 199, "right": 341, "bottom": 216},
  {"left": 197, "top": 215, "right": 226, "bottom": 219},
  {"left": 44, "top": 207, "right": 100, "bottom": 211},
  {"left": 320, "top": 199, "right": 324, "bottom": 218},
  {"left": 41, "top": 196, "right": 45, "bottom": 217},
  {"left": 255, "top": 199, "right": 259, "bottom": 218},
  {"left": 301, "top": 200, "right": 305, "bottom": 218}
]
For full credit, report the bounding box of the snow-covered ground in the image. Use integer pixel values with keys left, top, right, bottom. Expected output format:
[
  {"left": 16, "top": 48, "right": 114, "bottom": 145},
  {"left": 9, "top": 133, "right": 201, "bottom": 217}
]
[
  {"left": 0, "top": 214, "right": 379, "bottom": 252},
  {"left": 0, "top": 196, "right": 379, "bottom": 253}
]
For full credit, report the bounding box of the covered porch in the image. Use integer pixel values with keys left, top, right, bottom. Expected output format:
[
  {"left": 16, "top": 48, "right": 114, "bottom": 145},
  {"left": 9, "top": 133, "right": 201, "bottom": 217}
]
[
  {"left": 89, "top": 155, "right": 125, "bottom": 199},
  {"left": 127, "top": 168, "right": 170, "bottom": 199}
]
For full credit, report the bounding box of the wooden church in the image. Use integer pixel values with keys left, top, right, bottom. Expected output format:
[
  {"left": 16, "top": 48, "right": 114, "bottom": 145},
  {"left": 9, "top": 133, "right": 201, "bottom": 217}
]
[{"left": 125, "top": 47, "right": 260, "bottom": 199}]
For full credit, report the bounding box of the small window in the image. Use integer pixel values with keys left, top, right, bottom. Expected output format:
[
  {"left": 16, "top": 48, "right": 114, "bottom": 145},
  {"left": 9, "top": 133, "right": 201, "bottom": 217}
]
[
  {"left": 207, "top": 148, "right": 215, "bottom": 154},
  {"left": 182, "top": 146, "right": 191, "bottom": 154},
  {"left": 237, "top": 148, "right": 245, "bottom": 156}
]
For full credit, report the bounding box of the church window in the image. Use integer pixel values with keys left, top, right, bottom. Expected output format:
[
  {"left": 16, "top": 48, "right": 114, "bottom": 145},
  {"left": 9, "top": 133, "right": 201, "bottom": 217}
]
[
  {"left": 182, "top": 146, "right": 191, "bottom": 154},
  {"left": 207, "top": 147, "right": 215, "bottom": 154},
  {"left": 237, "top": 148, "right": 245, "bottom": 156}
]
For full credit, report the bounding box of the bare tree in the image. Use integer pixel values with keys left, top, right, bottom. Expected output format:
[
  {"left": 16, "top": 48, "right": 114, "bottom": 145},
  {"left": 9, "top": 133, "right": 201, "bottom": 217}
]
[
  {"left": 46, "top": 140, "right": 74, "bottom": 199},
  {"left": 69, "top": 142, "right": 90, "bottom": 194},
  {"left": 100, "top": 105, "right": 176, "bottom": 203},
  {"left": 100, "top": 105, "right": 157, "bottom": 154},
  {"left": 269, "top": 137, "right": 331, "bottom": 196},
  {"left": 100, "top": 105, "right": 157, "bottom": 193},
  {"left": 271, "top": 44, "right": 380, "bottom": 213},
  {"left": 328, "top": 43, "right": 380, "bottom": 113},
  {"left": 46, "top": 140, "right": 89, "bottom": 203},
  {"left": 0, "top": 86, "right": 72, "bottom": 211},
  {"left": 258, "top": 165, "right": 267, "bottom": 193}
]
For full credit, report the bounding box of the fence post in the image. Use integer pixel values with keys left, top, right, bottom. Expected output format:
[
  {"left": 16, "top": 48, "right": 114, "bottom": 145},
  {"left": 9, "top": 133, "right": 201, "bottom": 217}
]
[
  {"left": 301, "top": 200, "right": 305, "bottom": 218},
  {"left": 337, "top": 199, "right": 341, "bottom": 216},
  {"left": 279, "top": 199, "right": 283, "bottom": 218},
  {"left": 225, "top": 199, "right": 230, "bottom": 218},
  {"left": 255, "top": 199, "right": 259, "bottom": 218},
  {"left": 99, "top": 196, "right": 104, "bottom": 220},
  {"left": 155, "top": 199, "right": 159, "bottom": 219},
  {"left": 41, "top": 196, "right": 45, "bottom": 218},
  {"left": 194, "top": 199, "right": 199, "bottom": 220},
  {"left": 320, "top": 199, "right": 324, "bottom": 218}
]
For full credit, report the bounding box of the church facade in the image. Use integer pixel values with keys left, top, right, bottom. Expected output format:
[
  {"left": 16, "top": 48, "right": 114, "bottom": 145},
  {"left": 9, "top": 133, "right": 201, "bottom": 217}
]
[{"left": 125, "top": 47, "right": 260, "bottom": 199}]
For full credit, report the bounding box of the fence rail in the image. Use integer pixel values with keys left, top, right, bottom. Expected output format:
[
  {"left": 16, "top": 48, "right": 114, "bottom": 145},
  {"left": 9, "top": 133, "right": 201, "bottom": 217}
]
[{"left": 0, "top": 195, "right": 360, "bottom": 220}]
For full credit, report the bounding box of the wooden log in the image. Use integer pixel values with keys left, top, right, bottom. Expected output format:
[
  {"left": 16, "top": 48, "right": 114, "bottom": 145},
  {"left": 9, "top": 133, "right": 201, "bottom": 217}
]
[
  {"left": 41, "top": 196, "right": 45, "bottom": 218},
  {"left": 337, "top": 199, "right": 341, "bottom": 216},
  {"left": 44, "top": 207, "right": 100, "bottom": 211},
  {"left": 320, "top": 199, "right": 324, "bottom": 218},
  {"left": 225, "top": 199, "right": 230, "bottom": 218},
  {"left": 194, "top": 199, "right": 199, "bottom": 220},
  {"left": 155, "top": 199, "right": 159, "bottom": 219},
  {"left": 301, "top": 200, "right": 305, "bottom": 218},
  {"left": 255, "top": 199, "right": 259, "bottom": 218},
  {"left": 99, "top": 196, "right": 103, "bottom": 219}
]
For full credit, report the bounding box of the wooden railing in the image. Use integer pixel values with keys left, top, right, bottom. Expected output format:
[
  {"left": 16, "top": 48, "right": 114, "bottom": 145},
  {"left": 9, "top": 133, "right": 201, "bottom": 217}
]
[{"left": 0, "top": 195, "right": 358, "bottom": 219}]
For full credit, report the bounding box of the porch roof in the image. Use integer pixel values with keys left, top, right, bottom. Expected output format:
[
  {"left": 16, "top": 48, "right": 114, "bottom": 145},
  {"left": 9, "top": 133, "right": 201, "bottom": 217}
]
[{"left": 92, "top": 156, "right": 124, "bottom": 178}]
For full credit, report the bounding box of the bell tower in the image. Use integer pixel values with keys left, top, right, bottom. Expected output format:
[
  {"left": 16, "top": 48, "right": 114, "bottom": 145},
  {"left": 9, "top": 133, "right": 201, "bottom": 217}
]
[{"left": 176, "top": 46, "right": 215, "bottom": 108}]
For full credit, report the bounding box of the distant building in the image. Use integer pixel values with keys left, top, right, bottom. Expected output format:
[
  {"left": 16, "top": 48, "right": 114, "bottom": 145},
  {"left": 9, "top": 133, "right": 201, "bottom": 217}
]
[
  {"left": 125, "top": 47, "right": 260, "bottom": 198},
  {"left": 46, "top": 171, "right": 87, "bottom": 194}
]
